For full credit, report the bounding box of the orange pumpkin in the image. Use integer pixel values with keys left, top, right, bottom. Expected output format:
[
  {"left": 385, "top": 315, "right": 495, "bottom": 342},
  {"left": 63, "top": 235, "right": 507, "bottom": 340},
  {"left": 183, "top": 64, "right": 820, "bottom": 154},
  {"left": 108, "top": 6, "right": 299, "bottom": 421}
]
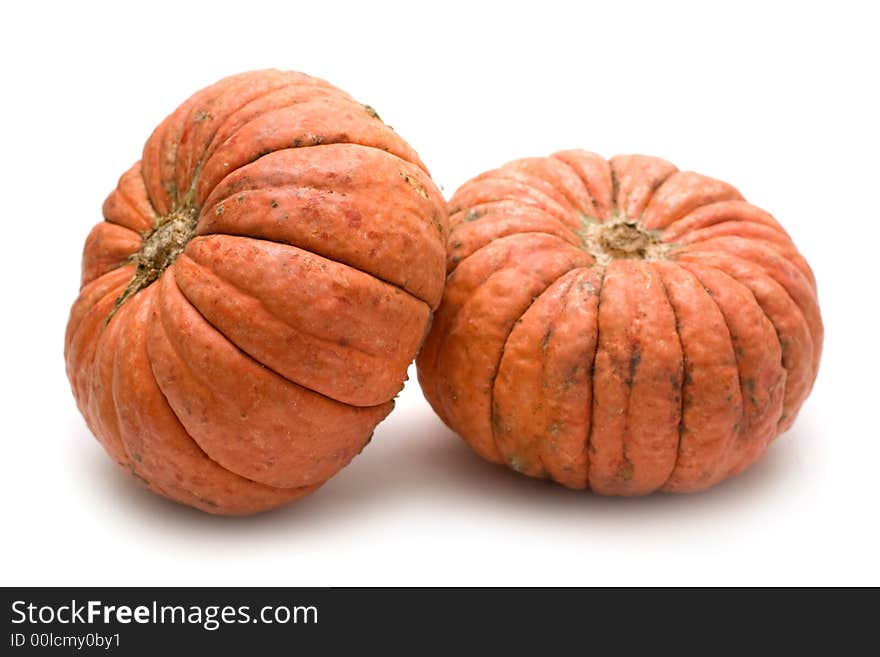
[
  {"left": 417, "top": 151, "right": 821, "bottom": 494},
  {"left": 65, "top": 70, "right": 447, "bottom": 514}
]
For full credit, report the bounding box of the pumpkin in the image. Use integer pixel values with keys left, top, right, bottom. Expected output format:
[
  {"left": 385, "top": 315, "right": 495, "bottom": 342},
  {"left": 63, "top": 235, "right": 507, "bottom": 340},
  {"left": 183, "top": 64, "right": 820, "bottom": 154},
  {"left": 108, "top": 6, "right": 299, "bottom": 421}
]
[
  {"left": 65, "top": 70, "right": 447, "bottom": 514},
  {"left": 417, "top": 151, "right": 821, "bottom": 494}
]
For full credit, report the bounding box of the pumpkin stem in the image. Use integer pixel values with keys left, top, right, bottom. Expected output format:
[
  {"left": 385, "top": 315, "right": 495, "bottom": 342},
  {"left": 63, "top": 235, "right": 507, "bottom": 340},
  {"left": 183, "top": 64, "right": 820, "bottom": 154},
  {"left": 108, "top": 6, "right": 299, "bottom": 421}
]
[
  {"left": 107, "top": 202, "right": 199, "bottom": 322},
  {"left": 579, "top": 216, "right": 671, "bottom": 266}
]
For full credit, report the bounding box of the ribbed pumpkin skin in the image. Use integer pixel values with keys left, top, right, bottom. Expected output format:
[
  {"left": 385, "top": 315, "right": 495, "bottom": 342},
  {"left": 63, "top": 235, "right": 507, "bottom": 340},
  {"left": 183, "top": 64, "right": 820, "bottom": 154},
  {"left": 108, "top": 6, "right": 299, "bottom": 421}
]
[
  {"left": 65, "top": 70, "right": 447, "bottom": 514},
  {"left": 417, "top": 151, "right": 821, "bottom": 494}
]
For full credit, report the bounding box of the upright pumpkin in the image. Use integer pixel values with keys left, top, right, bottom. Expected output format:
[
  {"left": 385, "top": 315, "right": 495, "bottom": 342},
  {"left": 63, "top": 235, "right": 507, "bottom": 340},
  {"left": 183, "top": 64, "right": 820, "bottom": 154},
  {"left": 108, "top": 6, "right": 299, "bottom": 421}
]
[
  {"left": 65, "top": 70, "right": 447, "bottom": 514},
  {"left": 417, "top": 151, "right": 821, "bottom": 493}
]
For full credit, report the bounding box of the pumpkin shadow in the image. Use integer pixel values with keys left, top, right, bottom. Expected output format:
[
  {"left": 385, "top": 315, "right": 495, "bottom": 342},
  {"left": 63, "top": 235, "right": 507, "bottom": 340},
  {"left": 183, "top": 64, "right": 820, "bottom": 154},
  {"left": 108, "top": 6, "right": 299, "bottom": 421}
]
[
  {"left": 279, "top": 416, "right": 811, "bottom": 532},
  {"left": 74, "top": 414, "right": 807, "bottom": 534},
  {"left": 279, "top": 417, "right": 808, "bottom": 529}
]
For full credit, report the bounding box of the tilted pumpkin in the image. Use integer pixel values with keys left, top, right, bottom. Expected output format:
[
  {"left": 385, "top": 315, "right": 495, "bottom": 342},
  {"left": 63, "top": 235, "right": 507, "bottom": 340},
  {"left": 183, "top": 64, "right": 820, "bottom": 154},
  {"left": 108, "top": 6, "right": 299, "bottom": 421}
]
[
  {"left": 417, "top": 151, "right": 822, "bottom": 494},
  {"left": 65, "top": 70, "right": 447, "bottom": 514}
]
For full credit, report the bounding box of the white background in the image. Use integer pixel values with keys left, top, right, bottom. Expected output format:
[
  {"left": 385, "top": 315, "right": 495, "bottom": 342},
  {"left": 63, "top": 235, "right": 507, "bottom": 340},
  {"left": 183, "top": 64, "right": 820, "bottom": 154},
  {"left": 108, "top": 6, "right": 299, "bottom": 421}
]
[{"left": 2, "top": 0, "right": 878, "bottom": 586}]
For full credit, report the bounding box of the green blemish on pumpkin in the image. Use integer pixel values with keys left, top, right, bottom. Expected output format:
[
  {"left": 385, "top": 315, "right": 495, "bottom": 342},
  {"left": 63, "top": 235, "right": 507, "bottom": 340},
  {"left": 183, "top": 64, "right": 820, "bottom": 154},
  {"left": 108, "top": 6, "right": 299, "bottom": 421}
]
[
  {"left": 744, "top": 378, "right": 759, "bottom": 406},
  {"left": 399, "top": 170, "right": 429, "bottom": 199},
  {"left": 617, "top": 457, "right": 634, "bottom": 482},
  {"left": 129, "top": 468, "right": 151, "bottom": 487},
  {"left": 577, "top": 279, "right": 595, "bottom": 294},
  {"left": 163, "top": 180, "right": 178, "bottom": 200},
  {"left": 363, "top": 104, "right": 382, "bottom": 121},
  {"left": 541, "top": 327, "right": 553, "bottom": 351},
  {"left": 625, "top": 347, "right": 642, "bottom": 386},
  {"left": 271, "top": 200, "right": 279, "bottom": 208},
  {"left": 733, "top": 416, "right": 745, "bottom": 434},
  {"left": 561, "top": 364, "right": 580, "bottom": 390},
  {"left": 491, "top": 406, "right": 506, "bottom": 435},
  {"left": 215, "top": 204, "right": 225, "bottom": 215},
  {"left": 462, "top": 209, "right": 481, "bottom": 222},
  {"left": 194, "top": 111, "right": 212, "bottom": 123}
]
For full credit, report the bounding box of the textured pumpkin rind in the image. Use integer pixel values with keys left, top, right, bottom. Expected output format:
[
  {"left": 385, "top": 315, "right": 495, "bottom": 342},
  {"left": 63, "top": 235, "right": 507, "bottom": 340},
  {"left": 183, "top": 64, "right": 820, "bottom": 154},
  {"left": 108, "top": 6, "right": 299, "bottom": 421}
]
[
  {"left": 65, "top": 70, "right": 447, "bottom": 514},
  {"left": 417, "top": 150, "right": 822, "bottom": 495}
]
